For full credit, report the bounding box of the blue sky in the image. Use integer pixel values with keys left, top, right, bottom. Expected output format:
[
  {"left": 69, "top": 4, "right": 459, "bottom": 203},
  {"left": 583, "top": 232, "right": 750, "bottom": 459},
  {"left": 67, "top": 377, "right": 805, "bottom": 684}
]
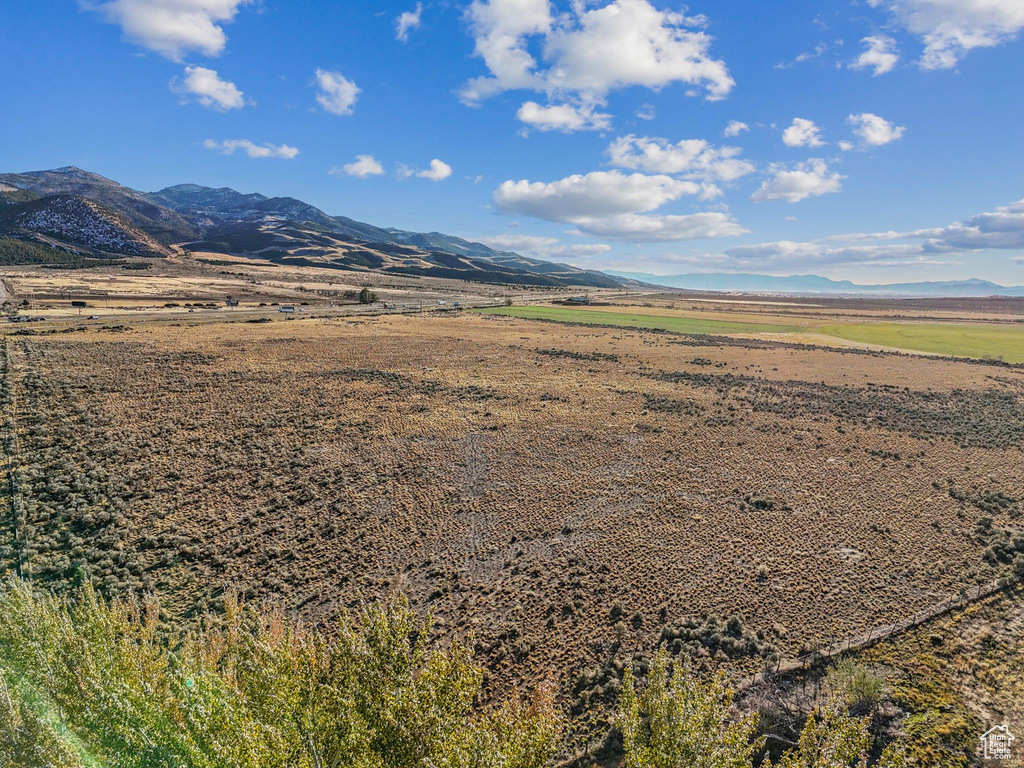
[{"left": 2, "top": 0, "right": 1023, "bottom": 283}]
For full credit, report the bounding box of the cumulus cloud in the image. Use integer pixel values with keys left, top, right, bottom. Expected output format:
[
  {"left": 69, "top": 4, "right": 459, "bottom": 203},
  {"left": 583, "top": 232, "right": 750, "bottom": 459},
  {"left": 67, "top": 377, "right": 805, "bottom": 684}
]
[
  {"left": 82, "top": 0, "right": 251, "bottom": 60},
  {"left": 917, "top": 198, "right": 1024, "bottom": 251},
  {"left": 850, "top": 35, "right": 900, "bottom": 75},
  {"left": 417, "top": 159, "right": 453, "bottom": 181},
  {"left": 492, "top": 170, "right": 744, "bottom": 241},
  {"left": 396, "top": 2, "right": 423, "bottom": 42},
  {"left": 568, "top": 212, "right": 747, "bottom": 242},
  {"left": 494, "top": 170, "right": 698, "bottom": 221},
  {"left": 171, "top": 65, "right": 245, "bottom": 111},
  {"left": 331, "top": 155, "right": 385, "bottom": 178},
  {"left": 476, "top": 234, "right": 561, "bottom": 251},
  {"left": 475, "top": 234, "right": 613, "bottom": 259},
  {"left": 314, "top": 69, "right": 360, "bottom": 116},
  {"left": 723, "top": 120, "right": 749, "bottom": 137},
  {"left": 782, "top": 118, "right": 825, "bottom": 148},
  {"left": 545, "top": 243, "right": 614, "bottom": 258},
  {"left": 203, "top": 139, "right": 299, "bottom": 159},
  {"left": 606, "top": 135, "right": 755, "bottom": 191},
  {"left": 868, "top": 0, "right": 1024, "bottom": 69},
  {"left": 460, "top": 0, "right": 733, "bottom": 130},
  {"left": 848, "top": 113, "right": 906, "bottom": 146},
  {"left": 751, "top": 159, "right": 844, "bottom": 203},
  {"left": 517, "top": 101, "right": 611, "bottom": 132},
  {"left": 717, "top": 198, "right": 1024, "bottom": 269},
  {"left": 724, "top": 240, "right": 934, "bottom": 267}
]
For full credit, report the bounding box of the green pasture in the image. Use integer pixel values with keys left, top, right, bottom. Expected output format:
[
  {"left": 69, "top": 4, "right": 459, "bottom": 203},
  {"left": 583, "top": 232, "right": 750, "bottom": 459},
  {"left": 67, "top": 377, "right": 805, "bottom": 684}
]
[
  {"left": 474, "top": 306, "right": 1024, "bottom": 363},
  {"left": 473, "top": 305, "right": 799, "bottom": 336},
  {"left": 814, "top": 321, "right": 1024, "bottom": 363}
]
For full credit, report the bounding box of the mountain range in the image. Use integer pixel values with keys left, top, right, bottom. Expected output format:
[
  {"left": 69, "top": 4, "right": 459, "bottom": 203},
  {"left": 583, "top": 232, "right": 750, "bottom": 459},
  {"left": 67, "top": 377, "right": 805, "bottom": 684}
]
[
  {"left": 607, "top": 270, "right": 1024, "bottom": 298},
  {"left": 2, "top": 167, "right": 1021, "bottom": 298},
  {"left": 0, "top": 167, "right": 626, "bottom": 288}
]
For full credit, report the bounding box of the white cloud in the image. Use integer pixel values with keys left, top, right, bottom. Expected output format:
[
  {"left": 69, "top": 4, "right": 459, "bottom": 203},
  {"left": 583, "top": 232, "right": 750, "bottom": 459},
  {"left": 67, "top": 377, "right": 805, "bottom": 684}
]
[
  {"left": 494, "top": 170, "right": 698, "bottom": 221},
  {"left": 475, "top": 234, "right": 613, "bottom": 259},
  {"left": 723, "top": 120, "right": 749, "bottom": 137},
  {"left": 776, "top": 42, "right": 828, "bottom": 68},
  {"left": 203, "top": 139, "right": 299, "bottom": 159},
  {"left": 606, "top": 135, "right": 755, "bottom": 187},
  {"left": 476, "top": 234, "right": 560, "bottom": 251},
  {"left": 838, "top": 140, "right": 855, "bottom": 152},
  {"left": 417, "top": 159, "right": 453, "bottom": 181},
  {"left": 460, "top": 0, "right": 733, "bottom": 129},
  {"left": 568, "top": 212, "right": 747, "bottom": 241},
  {"left": 492, "top": 169, "right": 744, "bottom": 242},
  {"left": 782, "top": 118, "right": 825, "bottom": 148},
  {"left": 918, "top": 198, "right": 1024, "bottom": 251},
  {"left": 717, "top": 198, "right": 1024, "bottom": 268},
  {"left": 848, "top": 113, "right": 906, "bottom": 146},
  {"left": 868, "top": 0, "right": 1024, "bottom": 69},
  {"left": 474, "top": 234, "right": 614, "bottom": 261},
  {"left": 332, "top": 155, "right": 385, "bottom": 178},
  {"left": 724, "top": 240, "right": 935, "bottom": 267},
  {"left": 396, "top": 2, "right": 423, "bottom": 42},
  {"left": 314, "top": 69, "right": 360, "bottom": 116},
  {"left": 517, "top": 101, "right": 611, "bottom": 132},
  {"left": 171, "top": 65, "right": 245, "bottom": 111},
  {"left": 635, "top": 104, "right": 656, "bottom": 120},
  {"left": 751, "top": 159, "right": 844, "bottom": 203},
  {"left": 546, "top": 243, "right": 614, "bottom": 258},
  {"left": 850, "top": 35, "right": 900, "bottom": 75},
  {"left": 82, "top": 0, "right": 251, "bottom": 60}
]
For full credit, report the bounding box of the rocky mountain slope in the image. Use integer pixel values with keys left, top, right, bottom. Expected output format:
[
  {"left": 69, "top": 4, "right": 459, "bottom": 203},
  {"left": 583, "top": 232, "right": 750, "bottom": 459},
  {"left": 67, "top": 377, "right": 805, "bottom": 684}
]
[
  {"left": 0, "top": 167, "right": 626, "bottom": 288},
  {"left": 0, "top": 167, "right": 197, "bottom": 245},
  {"left": 0, "top": 190, "right": 164, "bottom": 257}
]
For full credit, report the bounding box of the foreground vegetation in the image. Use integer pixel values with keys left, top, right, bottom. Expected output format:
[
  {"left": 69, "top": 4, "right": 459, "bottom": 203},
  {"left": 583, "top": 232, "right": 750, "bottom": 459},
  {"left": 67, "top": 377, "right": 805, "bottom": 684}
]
[
  {"left": 0, "top": 580, "right": 909, "bottom": 768},
  {"left": 0, "top": 580, "right": 560, "bottom": 768}
]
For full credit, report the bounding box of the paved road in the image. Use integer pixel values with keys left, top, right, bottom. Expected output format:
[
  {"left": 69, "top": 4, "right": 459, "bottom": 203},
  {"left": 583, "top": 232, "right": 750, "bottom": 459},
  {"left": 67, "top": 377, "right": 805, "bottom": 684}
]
[{"left": 0, "top": 291, "right": 618, "bottom": 333}]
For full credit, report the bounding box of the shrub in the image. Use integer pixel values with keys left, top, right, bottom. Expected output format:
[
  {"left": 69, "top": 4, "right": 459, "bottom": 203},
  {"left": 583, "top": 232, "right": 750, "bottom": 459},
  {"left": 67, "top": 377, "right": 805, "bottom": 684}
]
[
  {"left": 619, "top": 650, "right": 762, "bottom": 768},
  {"left": 0, "top": 580, "right": 560, "bottom": 768},
  {"left": 824, "top": 659, "right": 889, "bottom": 715}
]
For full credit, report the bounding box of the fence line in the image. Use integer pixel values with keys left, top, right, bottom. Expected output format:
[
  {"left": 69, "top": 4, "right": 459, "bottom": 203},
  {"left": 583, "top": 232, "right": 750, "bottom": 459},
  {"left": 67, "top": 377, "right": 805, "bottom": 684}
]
[
  {"left": 740, "top": 574, "right": 1017, "bottom": 691},
  {"left": 557, "top": 574, "right": 1018, "bottom": 768}
]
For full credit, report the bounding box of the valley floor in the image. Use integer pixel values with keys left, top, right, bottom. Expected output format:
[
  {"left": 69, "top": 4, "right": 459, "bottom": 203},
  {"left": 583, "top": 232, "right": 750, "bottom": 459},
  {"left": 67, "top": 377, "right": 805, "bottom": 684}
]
[{"left": 1, "top": 301, "right": 1021, "bottom": 755}]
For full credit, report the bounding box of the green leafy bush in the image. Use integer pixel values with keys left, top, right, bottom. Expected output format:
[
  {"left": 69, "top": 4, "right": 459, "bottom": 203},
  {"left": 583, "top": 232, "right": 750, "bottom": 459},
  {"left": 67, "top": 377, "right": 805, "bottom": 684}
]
[{"left": 0, "top": 580, "right": 560, "bottom": 768}]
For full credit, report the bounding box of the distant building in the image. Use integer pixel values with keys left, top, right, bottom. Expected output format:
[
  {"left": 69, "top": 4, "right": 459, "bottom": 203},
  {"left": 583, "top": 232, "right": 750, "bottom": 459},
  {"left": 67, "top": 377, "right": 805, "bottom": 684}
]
[
  {"left": 226, "top": 299, "right": 239, "bottom": 307},
  {"left": 566, "top": 296, "right": 591, "bottom": 305}
]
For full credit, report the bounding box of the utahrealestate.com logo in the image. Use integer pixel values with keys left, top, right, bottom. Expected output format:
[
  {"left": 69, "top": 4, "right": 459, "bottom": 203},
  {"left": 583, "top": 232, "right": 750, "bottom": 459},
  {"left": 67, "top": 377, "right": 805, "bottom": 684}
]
[{"left": 980, "top": 724, "right": 1015, "bottom": 761}]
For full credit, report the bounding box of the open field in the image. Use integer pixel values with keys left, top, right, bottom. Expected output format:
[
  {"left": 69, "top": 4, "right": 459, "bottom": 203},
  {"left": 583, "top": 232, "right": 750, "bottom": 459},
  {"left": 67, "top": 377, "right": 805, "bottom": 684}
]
[
  {"left": 2, "top": 302, "right": 1022, "bottom": 753},
  {"left": 478, "top": 304, "right": 1024, "bottom": 363},
  {"left": 815, "top": 321, "right": 1024, "bottom": 363},
  {"left": 474, "top": 305, "right": 801, "bottom": 336}
]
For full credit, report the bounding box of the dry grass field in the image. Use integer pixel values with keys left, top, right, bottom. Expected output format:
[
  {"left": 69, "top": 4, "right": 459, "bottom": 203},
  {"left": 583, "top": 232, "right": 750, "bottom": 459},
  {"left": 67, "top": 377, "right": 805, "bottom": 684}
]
[{"left": 2, "top": 306, "right": 1022, "bottom": 749}]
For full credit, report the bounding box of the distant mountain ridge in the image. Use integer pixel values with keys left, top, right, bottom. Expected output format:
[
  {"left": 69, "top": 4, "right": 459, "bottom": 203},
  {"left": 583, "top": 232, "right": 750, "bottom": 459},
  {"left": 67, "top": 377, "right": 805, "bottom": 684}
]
[
  {"left": 607, "top": 270, "right": 1024, "bottom": 298},
  {"left": 0, "top": 167, "right": 628, "bottom": 289}
]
